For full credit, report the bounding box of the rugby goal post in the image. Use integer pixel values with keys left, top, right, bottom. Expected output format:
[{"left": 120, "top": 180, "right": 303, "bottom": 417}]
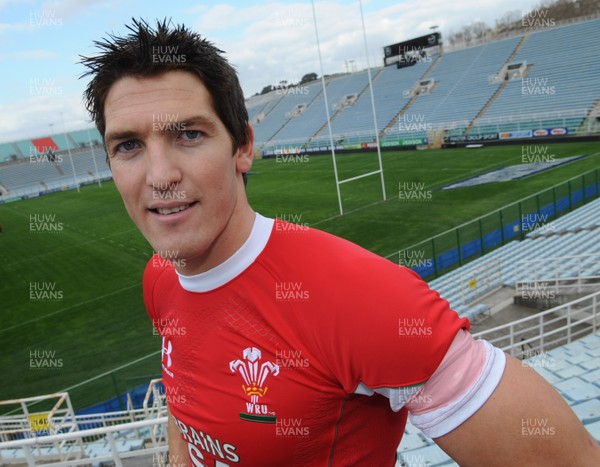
[{"left": 311, "top": 0, "right": 386, "bottom": 215}]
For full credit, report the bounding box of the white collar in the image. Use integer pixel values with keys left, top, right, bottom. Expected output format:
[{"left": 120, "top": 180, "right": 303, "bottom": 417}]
[{"left": 176, "top": 213, "right": 274, "bottom": 293}]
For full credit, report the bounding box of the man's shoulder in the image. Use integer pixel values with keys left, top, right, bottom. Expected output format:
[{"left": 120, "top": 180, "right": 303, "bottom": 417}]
[
  {"left": 264, "top": 221, "right": 430, "bottom": 315},
  {"left": 272, "top": 220, "right": 382, "bottom": 259},
  {"left": 270, "top": 220, "right": 413, "bottom": 279}
]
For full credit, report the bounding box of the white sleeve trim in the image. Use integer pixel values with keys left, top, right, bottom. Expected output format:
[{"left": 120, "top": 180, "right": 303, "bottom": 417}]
[
  {"left": 409, "top": 341, "right": 506, "bottom": 438},
  {"left": 354, "top": 382, "right": 423, "bottom": 410}
]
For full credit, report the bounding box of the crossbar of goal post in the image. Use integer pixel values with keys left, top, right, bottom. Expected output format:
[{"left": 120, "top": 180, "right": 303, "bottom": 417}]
[
  {"left": 311, "top": 0, "right": 386, "bottom": 216},
  {"left": 338, "top": 170, "right": 383, "bottom": 185}
]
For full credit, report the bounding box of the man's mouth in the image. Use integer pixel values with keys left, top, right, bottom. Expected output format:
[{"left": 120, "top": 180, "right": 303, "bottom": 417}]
[{"left": 149, "top": 202, "right": 197, "bottom": 215}]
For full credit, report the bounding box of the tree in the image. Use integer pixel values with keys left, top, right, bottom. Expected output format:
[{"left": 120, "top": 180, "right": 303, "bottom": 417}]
[
  {"left": 495, "top": 10, "right": 522, "bottom": 34},
  {"left": 300, "top": 73, "right": 318, "bottom": 84}
]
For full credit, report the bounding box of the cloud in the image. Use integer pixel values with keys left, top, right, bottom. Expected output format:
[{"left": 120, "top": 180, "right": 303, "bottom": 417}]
[
  {"left": 198, "top": 0, "right": 542, "bottom": 96},
  {"left": 196, "top": 4, "right": 240, "bottom": 32},
  {"left": 0, "top": 0, "right": 21, "bottom": 10},
  {"left": 206, "top": 2, "right": 360, "bottom": 95},
  {"left": 0, "top": 92, "right": 89, "bottom": 143},
  {"left": 0, "top": 0, "right": 107, "bottom": 34}
]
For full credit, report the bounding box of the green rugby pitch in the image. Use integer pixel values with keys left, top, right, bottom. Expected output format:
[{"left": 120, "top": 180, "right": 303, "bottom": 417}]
[{"left": 1, "top": 141, "right": 598, "bottom": 409}]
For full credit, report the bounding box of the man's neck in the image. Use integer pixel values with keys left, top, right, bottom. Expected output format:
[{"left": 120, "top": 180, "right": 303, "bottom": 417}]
[
  {"left": 177, "top": 204, "right": 256, "bottom": 276},
  {"left": 175, "top": 213, "right": 275, "bottom": 293}
]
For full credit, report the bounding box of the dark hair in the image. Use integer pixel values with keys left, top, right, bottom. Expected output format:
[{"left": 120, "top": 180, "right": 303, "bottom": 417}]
[{"left": 80, "top": 18, "right": 250, "bottom": 153}]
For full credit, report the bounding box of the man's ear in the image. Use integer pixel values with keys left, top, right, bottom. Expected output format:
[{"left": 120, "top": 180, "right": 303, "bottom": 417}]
[{"left": 236, "top": 123, "right": 254, "bottom": 174}]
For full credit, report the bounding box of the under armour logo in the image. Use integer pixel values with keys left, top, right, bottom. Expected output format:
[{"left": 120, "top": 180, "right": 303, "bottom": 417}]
[{"left": 162, "top": 337, "right": 173, "bottom": 368}]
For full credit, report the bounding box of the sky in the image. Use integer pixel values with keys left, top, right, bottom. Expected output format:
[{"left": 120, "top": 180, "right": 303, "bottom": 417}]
[{"left": 0, "top": 0, "right": 544, "bottom": 143}]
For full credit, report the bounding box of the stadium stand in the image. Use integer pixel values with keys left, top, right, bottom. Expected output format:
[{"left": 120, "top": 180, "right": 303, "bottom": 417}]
[
  {"left": 274, "top": 71, "right": 371, "bottom": 144},
  {"left": 528, "top": 197, "right": 600, "bottom": 236},
  {"left": 248, "top": 17, "right": 600, "bottom": 151},
  {"left": 394, "top": 36, "right": 522, "bottom": 139},
  {"left": 69, "top": 129, "right": 103, "bottom": 149},
  {"left": 252, "top": 80, "right": 324, "bottom": 144},
  {"left": 0, "top": 146, "right": 110, "bottom": 199},
  {"left": 0, "top": 380, "right": 168, "bottom": 466},
  {"left": 0, "top": 143, "right": 19, "bottom": 162},
  {"left": 401, "top": 190, "right": 600, "bottom": 467},
  {"left": 13, "top": 140, "right": 32, "bottom": 160},
  {"left": 0, "top": 129, "right": 102, "bottom": 163},
  {"left": 1, "top": 17, "right": 599, "bottom": 193},
  {"left": 472, "top": 18, "right": 600, "bottom": 135},
  {"left": 397, "top": 330, "right": 600, "bottom": 466},
  {"left": 0, "top": 126, "right": 106, "bottom": 199},
  {"left": 429, "top": 197, "right": 600, "bottom": 319},
  {"left": 30, "top": 137, "right": 58, "bottom": 155},
  {"left": 246, "top": 90, "right": 285, "bottom": 124},
  {"left": 0, "top": 161, "right": 64, "bottom": 193},
  {"left": 325, "top": 60, "right": 431, "bottom": 140}
]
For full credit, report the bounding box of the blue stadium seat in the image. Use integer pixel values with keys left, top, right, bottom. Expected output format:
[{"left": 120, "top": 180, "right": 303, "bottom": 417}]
[
  {"left": 571, "top": 399, "right": 600, "bottom": 424},
  {"left": 397, "top": 444, "right": 456, "bottom": 466},
  {"left": 586, "top": 419, "right": 600, "bottom": 442},
  {"left": 397, "top": 430, "right": 428, "bottom": 452},
  {"left": 475, "top": 18, "right": 600, "bottom": 133}
]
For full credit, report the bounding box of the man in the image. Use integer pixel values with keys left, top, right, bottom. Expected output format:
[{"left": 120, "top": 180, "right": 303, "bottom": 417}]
[{"left": 81, "top": 19, "right": 599, "bottom": 466}]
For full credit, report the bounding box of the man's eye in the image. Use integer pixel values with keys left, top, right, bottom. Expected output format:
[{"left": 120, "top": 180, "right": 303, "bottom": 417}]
[
  {"left": 180, "top": 130, "right": 202, "bottom": 141},
  {"left": 116, "top": 140, "right": 139, "bottom": 152}
]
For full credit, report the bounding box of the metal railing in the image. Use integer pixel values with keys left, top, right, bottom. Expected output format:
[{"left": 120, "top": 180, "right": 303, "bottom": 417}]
[
  {"left": 459, "top": 258, "right": 503, "bottom": 306},
  {"left": 0, "top": 417, "right": 168, "bottom": 467},
  {"left": 142, "top": 378, "right": 168, "bottom": 448},
  {"left": 515, "top": 253, "right": 600, "bottom": 295},
  {"left": 473, "top": 290, "right": 600, "bottom": 357},
  {"left": 0, "top": 382, "right": 168, "bottom": 466},
  {"left": 0, "top": 392, "right": 76, "bottom": 441},
  {"left": 475, "top": 108, "right": 588, "bottom": 125}
]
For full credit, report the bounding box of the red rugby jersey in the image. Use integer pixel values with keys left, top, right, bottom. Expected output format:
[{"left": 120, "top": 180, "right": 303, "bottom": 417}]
[{"left": 144, "top": 215, "right": 469, "bottom": 466}]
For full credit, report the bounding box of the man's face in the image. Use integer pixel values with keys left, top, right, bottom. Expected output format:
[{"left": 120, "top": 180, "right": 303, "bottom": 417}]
[{"left": 104, "top": 70, "right": 254, "bottom": 273}]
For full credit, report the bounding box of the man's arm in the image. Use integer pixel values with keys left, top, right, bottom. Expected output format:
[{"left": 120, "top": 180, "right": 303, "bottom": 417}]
[
  {"left": 167, "top": 407, "right": 189, "bottom": 467},
  {"left": 434, "top": 355, "right": 600, "bottom": 466}
]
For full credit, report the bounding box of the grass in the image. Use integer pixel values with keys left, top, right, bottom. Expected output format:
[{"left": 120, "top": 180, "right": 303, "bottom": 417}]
[{"left": 1, "top": 140, "right": 598, "bottom": 410}]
